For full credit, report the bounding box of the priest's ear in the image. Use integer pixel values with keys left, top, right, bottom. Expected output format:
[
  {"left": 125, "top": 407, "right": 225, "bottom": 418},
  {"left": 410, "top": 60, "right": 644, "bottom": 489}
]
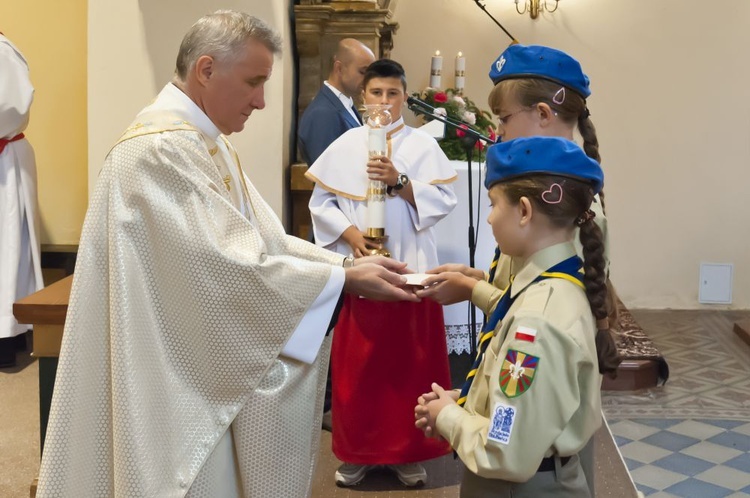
[{"left": 194, "top": 55, "right": 216, "bottom": 86}]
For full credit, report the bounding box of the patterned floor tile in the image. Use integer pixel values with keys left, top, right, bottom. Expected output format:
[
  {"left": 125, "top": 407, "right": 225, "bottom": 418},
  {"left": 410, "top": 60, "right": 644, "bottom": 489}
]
[
  {"left": 666, "top": 420, "right": 727, "bottom": 440},
  {"left": 664, "top": 478, "right": 734, "bottom": 498},
  {"left": 698, "top": 419, "right": 750, "bottom": 430},
  {"left": 610, "top": 419, "right": 661, "bottom": 440},
  {"left": 695, "top": 465, "right": 750, "bottom": 491},
  {"left": 681, "top": 441, "right": 744, "bottom": 464},
  {"left": 650, "top": 453, "right": 714, "bottom": 477},
  {"left": 727, "top": 493, "right": 750, "bottom": 498},
  {"left": 733, "top": 422, "right": 750, "bottom": 437},
  {"left": 724, "top": 453, "right": 750, "bottom": 473},
  {"left": 630, "top": 464, "right": 687, "bottom": 491},
  {"left": 708, "top": 432, "right": 750, "bottom": 453},
  {"left": 620, "top": 441, "right": 673, "bottom": 464},
  {"left": 641, "top": 431, "right": 701, "bottom": 452}
]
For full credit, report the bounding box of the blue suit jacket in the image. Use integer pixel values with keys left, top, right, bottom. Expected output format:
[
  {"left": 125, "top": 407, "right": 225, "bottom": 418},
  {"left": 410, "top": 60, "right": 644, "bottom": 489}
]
[{"left": 298, "top": 84, "right": 362, "bottom": 165}]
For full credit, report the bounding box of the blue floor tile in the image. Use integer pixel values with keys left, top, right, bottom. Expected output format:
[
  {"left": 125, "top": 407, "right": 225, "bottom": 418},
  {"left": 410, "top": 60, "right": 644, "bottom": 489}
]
[
  {"left": 665, "top": 478, "right": 734, "bottom": 498},
  {"left": 623, "top": 457, "right": 644, "bottom": 471},
  {"left": 641, "top": 430, "right": 701, "bottom": 452},
  {"left": 650, "top": 452, "right": 714, "bottom": 477},
  {"left": 723, "top": 452, "right": 750, "bottom": 473},
  {"left": 636, "top": 483, "right": 658, "bottom": 495},
  {"left": 634, "top": 418, "right": 683, "bottom": 430},
  {"left": 708, "top": 431, "right": 750, "bottom": 452},
  {"left": 614, "top": 435, "right": 633, "bottom": 446},
  {"left": 696, "top": 419, "right": 748, "bottom": 430}
]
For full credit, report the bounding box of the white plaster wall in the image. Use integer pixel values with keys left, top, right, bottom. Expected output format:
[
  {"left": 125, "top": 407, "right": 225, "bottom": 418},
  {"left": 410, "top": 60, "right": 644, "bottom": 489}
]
[
  {"left": 88, "top": 0, "right": 293, "bottom": 218},
  {"left": 391, "top": 0, "right": 750, "bottom": 309}
]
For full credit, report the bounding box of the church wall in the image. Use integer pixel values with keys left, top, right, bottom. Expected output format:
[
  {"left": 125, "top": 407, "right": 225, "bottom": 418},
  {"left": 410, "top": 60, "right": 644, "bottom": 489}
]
[
  {"left": 1, "top": 0, "right": 88, "bottom": 246},
  {"left": 88, "top": 0, "right": 293, "bottom": 220},
  {"left": 390, "top": 0, "right": 750, "bottom": 309}
]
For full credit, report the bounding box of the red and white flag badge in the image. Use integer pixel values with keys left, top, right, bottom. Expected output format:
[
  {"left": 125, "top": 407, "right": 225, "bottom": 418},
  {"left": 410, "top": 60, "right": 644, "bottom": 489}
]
[{"left": 514, "top": 326, "right": 537, "bottom": 343}]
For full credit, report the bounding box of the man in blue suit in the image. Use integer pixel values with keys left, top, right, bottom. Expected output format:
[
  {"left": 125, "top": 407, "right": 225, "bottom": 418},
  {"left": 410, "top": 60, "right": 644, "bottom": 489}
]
[{"left": 298, "top": 38, "right": 375, "bottom": 166}]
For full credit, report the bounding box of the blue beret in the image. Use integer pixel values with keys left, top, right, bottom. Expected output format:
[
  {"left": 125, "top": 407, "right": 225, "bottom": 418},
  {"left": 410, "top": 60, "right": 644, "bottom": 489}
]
[
  {"left": 485, "top": 137, "right": 603, "bottom": 194},
  {"left": 488, "top": 44, "right": 591, "bottom": 98}
]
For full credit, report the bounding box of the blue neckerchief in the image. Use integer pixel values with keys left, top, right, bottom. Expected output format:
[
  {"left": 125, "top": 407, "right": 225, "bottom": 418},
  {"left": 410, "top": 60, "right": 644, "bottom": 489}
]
[{"left": 457, "top": 254, "right": 583, "bottom": 406}]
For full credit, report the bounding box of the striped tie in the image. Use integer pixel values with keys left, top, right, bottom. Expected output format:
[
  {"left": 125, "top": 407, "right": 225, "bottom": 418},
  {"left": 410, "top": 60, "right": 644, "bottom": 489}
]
[{"left": 457, "top": 255, "right": 585, "bottom": 407}]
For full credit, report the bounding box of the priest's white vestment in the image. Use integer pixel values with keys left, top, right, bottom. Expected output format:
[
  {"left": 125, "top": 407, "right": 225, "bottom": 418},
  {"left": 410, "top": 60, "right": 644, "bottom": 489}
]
[
  {"left": 0, "top": 34, "right": 43, "bottom": 339},
  {"left": 37, "top": 83, "right": 346, "bottom": 497}
]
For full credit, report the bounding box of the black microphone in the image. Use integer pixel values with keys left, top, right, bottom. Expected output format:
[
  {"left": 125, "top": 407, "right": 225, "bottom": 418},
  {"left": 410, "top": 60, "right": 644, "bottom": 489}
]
[{"left": 406, "top": 95, "right": 436, "bottom": 114}]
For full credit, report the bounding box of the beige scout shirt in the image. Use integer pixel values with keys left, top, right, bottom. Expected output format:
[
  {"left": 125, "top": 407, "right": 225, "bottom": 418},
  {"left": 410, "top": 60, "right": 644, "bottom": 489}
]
[
  {"left": 471, "top": 194, "right": 608, "bottom": 315},
  {"left": 436, "top": 242, "right": 602, "bottom": 482}
]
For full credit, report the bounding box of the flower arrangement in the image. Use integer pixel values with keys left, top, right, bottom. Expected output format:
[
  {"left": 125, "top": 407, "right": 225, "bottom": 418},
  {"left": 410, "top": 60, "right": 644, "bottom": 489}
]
[{"left": 411, "top": 88, "right": 496, "bottom": 162}]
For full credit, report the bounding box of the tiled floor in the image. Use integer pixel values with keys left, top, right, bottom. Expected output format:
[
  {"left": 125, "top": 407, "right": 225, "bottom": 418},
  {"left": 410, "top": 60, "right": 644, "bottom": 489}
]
[
  {"left": 3, "top": 309, "right": 750, "bottom": 497},
  {"left": 604, "top": 309, "right": 750, "bottom": 498}
]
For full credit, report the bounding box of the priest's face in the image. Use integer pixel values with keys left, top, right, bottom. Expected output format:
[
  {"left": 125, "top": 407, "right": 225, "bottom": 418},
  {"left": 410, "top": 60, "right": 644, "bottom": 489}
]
[
  {"left": 363, "top": 77, "right": 405, "bottom": 121},
  {"left": 202, "top": 39, "right": 274, "bottom": 135}
]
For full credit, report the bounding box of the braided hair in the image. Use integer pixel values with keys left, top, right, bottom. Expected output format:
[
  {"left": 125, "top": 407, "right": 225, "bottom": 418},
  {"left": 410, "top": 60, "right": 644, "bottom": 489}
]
[{"left": 498, "top": 175, "right": 621, "bottom": 377}]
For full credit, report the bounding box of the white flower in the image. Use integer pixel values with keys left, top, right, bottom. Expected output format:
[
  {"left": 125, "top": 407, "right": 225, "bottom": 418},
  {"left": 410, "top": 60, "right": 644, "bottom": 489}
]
[
  {"left": 453, "top": 96, "right": 466, "bottom": 106},
  {"left": 433, "top": 107, "right": 447, "bottom": 117},
  {"left": 462, "top": 110, "right": 476, "bottom": 125}
]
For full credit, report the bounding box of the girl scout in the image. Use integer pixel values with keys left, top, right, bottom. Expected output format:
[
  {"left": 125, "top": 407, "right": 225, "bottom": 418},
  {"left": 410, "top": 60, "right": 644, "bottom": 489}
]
[{"left": 415, "top": 137, "right": 609, "bottom": 497}]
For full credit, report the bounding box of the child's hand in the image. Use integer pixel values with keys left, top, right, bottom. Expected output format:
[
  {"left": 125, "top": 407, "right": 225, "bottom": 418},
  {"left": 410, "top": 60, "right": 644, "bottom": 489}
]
[
  {"left": 426, "top": 264, "right": 485, "bottom": 281},
  {"left": 416, "top": 272, "right": 478, "bottom": 305},
  {"left": 414, "top": 383, "right": 457, "bottom": 438}
]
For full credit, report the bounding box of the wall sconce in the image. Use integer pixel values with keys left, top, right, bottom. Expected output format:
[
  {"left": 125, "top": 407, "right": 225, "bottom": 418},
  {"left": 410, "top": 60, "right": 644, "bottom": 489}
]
[{"left": 515, "top": 0, "right": 559, "bottom": 19}]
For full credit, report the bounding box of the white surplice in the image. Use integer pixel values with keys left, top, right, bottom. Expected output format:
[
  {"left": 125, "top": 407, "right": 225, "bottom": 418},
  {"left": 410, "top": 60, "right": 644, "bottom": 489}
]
[
  {"left": 305, "top": 118, "right": 458, "bottom": 270},
  {"left": 0, "top": 35, "right": 43, "bottom": 338},
  {"left": 37, "top": 83, "right": 346, "bottom": 498}
]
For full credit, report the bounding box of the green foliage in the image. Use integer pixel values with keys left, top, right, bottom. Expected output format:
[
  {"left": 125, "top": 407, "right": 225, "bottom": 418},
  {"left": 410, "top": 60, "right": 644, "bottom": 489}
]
[{"left": 412, "top": 88, "right": 497, "bottom": 162}]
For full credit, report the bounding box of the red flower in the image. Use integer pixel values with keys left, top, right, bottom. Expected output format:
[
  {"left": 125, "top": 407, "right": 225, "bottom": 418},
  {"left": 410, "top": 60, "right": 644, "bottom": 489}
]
[
  {"left": 455, "top": 124, "right": 469, "bottom": 138},
  {"left": 488, "top": 127, "right": 497, "bottom": 142},
  {"left": 475, "top": 140, "right": 484, "bottom": 151},
  {"left": 434, "top": 92, "right": 448, "bottom": 103}
]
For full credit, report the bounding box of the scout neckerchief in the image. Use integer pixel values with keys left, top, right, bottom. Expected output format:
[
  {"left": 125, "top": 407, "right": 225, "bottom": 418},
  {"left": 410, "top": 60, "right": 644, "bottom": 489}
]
[{"left": 457, "top": 254, "right": 584, "bottom": 407}]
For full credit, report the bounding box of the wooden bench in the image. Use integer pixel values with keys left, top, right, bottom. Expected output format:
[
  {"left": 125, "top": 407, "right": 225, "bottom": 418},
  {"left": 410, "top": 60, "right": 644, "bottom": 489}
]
[{"left": 13, "top": 274, "right": 72, "bottom": 498}]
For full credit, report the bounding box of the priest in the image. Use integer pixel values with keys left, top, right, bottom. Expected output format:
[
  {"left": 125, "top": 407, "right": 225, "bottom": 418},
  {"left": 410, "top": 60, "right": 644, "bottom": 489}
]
[{"left": 37, "top": 11, "right": 417, "bottom": 498}]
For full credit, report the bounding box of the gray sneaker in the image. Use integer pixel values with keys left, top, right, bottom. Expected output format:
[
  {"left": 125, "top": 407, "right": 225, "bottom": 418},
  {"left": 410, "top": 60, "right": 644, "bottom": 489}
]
[
  {"left": 387, "top": 463, "right": 427, "bottom": 487},
  {"left": 334, "top": 463, "right": 374, "bottom": 487}
]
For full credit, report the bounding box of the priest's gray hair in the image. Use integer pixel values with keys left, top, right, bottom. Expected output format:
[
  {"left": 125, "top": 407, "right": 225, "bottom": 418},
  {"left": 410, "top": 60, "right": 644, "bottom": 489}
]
[{"left": 175, "top": 10, "right": 282, "bottom": 81}]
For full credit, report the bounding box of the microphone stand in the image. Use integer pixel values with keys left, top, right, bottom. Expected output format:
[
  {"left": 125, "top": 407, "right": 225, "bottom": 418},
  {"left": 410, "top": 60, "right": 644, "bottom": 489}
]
[
  {"left": 408, "top": 100, "right": 494, "bottom": 356},
  {"left": 472, "top": 0, "right": 519, "bottom": 43}
]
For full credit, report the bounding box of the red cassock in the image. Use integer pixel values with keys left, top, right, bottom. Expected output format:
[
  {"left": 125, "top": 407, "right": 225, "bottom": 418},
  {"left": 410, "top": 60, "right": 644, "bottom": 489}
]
[{"left": 331, "top": 296, "right": 452, "bottom": 464}]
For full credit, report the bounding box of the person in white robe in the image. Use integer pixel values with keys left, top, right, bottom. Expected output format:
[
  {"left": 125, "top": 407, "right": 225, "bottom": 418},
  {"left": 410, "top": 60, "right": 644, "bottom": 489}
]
[
  {"left": 36, "top": 11, "right": 417, "bottom": 498},
  {"left": 0, "top": 33, "right": 43, "bottom": 368},
  {"left": 305, "top": 59, "right": 458, "bottom": 487}
]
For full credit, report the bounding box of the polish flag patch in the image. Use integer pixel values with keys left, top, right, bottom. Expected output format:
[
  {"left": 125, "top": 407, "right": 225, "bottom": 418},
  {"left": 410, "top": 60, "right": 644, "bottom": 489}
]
[{"left": 514, "top": 326, "right": 537, "bottom": 343}]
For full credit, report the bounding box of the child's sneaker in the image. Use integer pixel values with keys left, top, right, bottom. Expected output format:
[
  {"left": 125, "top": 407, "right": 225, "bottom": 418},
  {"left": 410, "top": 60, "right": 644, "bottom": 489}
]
[
  {"left": 334, "top": 463, "right": 373, "bottom": 487},
  {"left": 387, "top": 463, "right": 427, "bottom": 487}
]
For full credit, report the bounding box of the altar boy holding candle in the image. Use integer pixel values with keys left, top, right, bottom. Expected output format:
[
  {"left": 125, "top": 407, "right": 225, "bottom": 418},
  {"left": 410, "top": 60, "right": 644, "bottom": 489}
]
[{"left": 306, "top": 59, "right": 458, "bottom": 488}]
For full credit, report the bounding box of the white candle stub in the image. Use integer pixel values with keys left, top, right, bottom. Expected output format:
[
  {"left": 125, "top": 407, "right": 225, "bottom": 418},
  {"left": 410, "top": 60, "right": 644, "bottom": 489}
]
[
  {"left": 455, "top": 51, "right": 466, "bottom": 91},
  {"left": 430, "top": 50, "right": 443, "bottom": 89}
]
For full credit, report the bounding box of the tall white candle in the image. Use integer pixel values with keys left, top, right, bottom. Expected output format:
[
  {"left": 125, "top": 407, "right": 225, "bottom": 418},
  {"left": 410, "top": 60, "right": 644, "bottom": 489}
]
[
  {"left": 455, "top": 51, "right": 466, "bottom": 93},
  {"left": 430, "top": 50, "right": 443, "bottom": 89},
  {"left": 367, "top": 126, "right": 387, "bottom": 229}
]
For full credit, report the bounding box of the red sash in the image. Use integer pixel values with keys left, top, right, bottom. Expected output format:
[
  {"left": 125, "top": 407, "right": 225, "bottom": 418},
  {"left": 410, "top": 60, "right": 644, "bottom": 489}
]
[{"left": 0, "top": 133, "right": 25, "bottom": 154}]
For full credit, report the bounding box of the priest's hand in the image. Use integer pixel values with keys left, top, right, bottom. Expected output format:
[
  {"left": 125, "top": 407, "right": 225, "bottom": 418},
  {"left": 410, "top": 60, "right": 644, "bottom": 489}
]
[
  {"left": 366, "top": 155, "right": 398, "bottom": 186},
  {"left": 340, "top": 226, "right": 382, "bottom": 258},
  {"left": 355, "top": 255, "right": 412, "bottom": 274},
  {"left": 427, "top": 263, "right": 485, "bottom": 281},
  {"left": 344, "top": 263, "right": 420, "bottom": 302},
  {"left": 415, "top": 271, "right": 478, "bottom": 305}
]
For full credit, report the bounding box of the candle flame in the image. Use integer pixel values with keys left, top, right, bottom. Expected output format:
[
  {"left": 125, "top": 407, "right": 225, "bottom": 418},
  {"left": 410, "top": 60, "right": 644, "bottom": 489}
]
[
  {"left": 435, "top": 50, "right": 441, "bottom": 56},
  {"left": 458, "top": 51, "right": 463, "bottom": 57}
]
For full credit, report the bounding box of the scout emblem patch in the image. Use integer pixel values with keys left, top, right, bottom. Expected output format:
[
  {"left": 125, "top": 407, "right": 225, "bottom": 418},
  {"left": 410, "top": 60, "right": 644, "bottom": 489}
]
[
  {"left": 488, "top": 401, "right": 516, "bottom": 445},
  {"left": 500, "top": 349, "right": 538, "bottom": 398}
]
